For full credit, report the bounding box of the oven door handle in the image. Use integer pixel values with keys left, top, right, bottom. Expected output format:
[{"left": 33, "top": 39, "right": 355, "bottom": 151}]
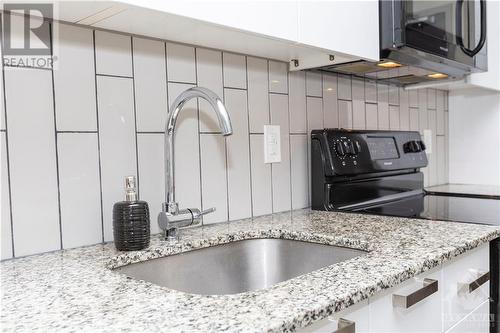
[{"left": 456, "top": 0, "right": 487, "bottom": 57}]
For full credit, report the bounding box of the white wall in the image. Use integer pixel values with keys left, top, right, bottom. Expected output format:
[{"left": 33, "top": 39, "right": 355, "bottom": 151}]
[
  {"left": 0, "top": 18, "right": 449, "bottom": 259},
  {"left": 449, "top": 88, "right": 500, "bottom": 185}
]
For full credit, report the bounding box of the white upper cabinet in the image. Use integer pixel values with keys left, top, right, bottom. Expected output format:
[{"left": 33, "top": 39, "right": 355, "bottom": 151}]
[
  {"left": 297, "top": 1, "right": 379, "bottom": 62},
  {"left": 51, "top": 0, "right": 378, "bottom": 71}
]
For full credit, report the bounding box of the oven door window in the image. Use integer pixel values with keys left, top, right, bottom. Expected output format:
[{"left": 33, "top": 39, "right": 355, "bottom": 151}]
[{"left": 404, "top": 0, "right": 486, "bottom": 60}]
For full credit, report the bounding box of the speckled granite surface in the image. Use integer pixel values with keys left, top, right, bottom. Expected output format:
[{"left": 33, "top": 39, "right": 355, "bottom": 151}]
[{"left": 2, "top": 209, "right": 499, "bottom": 332}]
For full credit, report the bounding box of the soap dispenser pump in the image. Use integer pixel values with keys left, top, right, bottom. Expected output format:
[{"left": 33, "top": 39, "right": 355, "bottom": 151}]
[{"left": 112, "top": 176, "right": 150, "bottom": 251}]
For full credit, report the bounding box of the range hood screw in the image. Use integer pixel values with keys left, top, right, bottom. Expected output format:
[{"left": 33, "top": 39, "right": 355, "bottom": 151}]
[
  {"left": 291, "top": 59, "right": 299, "bottom": 67},
  {"left": 329, "top": 54, "right": 335, "bottom": 61}
]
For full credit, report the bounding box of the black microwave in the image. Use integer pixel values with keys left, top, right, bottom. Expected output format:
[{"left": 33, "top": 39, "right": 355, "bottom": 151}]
[{"left": 380, "top": 0, "right": 487, "bottom": 78}]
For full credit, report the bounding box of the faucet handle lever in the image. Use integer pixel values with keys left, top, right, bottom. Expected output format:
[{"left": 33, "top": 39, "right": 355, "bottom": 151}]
[
  {"left": 191, "top": 207, "right": 216, "bottom": 224},
  {"left": 201, "top": 207, "right": 216, "bottom": 215}
]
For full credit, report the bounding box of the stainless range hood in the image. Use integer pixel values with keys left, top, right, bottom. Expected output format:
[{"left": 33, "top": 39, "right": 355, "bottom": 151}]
[{"left": 315, "top": 0, "right": 487, "bottom": 87}]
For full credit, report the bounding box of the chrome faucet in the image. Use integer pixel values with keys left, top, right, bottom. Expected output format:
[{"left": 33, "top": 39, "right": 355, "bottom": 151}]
[{"left": 158, "top": 87, "right": 233, "bottom": 241}]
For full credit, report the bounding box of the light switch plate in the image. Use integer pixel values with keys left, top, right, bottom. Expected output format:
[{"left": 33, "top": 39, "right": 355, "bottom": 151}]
[
  {"left": 423, "top": 129, "right": 433, "bottom": 154},
  {"left": 264, "top": 125, "right": 281, "bottom": 163}
]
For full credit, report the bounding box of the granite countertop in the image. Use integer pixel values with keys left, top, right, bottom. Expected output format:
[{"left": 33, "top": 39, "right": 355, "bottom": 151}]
[
  {"left": 426, "top": 183, "right": 500, "bottom": 198},
  {"left": 2, "top": 209, "right": 500, "bottom": 332}
]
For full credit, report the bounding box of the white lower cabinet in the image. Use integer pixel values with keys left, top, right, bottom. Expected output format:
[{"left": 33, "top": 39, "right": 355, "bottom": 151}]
[
  {"left": 301, "top": 300, "right": 370, "bottom": 333},
  {"left": 445, "top": 300, "right": 490, "bottom": 333},
  {"left": 369, "top": 268, "right": 442, "bottom": 332},
  {"left": 300, "top": 242, "right": 491, "bottom": 333}
]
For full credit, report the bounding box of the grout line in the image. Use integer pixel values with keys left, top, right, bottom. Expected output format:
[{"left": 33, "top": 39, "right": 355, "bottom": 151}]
[
  {"left": 223, "top": 86, "right": 246, "bottom": 91},
  {"left": 49, "top": 22, "right": 64, "bottom": 251},
  {"left": 92, "top": 29, "right": 106, "bottom": 244},
  {"left": 267, "top": 60, "right": 274, "bottom": 213},
  {"left": 163, "top": 41, "right": 169, "bottom": 204},
  {"left": 95, "top": 73, "right": 133, "bottom": 79},
  {"left": 130, "top": 36, "right": 141, "bottom": 199},
  {"left": 268, "top": 91, "right": 288, "bottom": 96},
  {"left": 1, "top": 14, "right": 16, "bottom": 258},
  {"left": 57, "top": 130, "right": 98, "bottom": 133},
  {"left": 287, "top": 66, "right": 293, "bottom": 211},
  {"left": 167, "top": 79, "right": 197, "bottom": 85},
  {"left": 193, "top": 47, "right": 205, "bottom": 224},
  {"left": 2, "top": 64, "right": 52, "bottom": 71}
]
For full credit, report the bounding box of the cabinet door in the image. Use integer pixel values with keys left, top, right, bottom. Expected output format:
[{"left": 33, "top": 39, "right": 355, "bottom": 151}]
[
  {"left": 300, "top": 300, "right": 369, "bottom": 332},
  {"left": 369, "top": 268, "right": 442, "bottom": 332},
  {"left": 445, "top": 299, "right": 490, "bottom": 333},
  {"left": 442, "top": 243, "right": 490, "bottom": 331},
  {"left": 297, "top": 0, "right": 379, "bottom": 62}
]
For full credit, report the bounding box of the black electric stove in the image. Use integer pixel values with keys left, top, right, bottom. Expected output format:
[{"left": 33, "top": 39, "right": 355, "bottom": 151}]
[{"left": 310, "top": 129, "right": 500, "bottom": 332}]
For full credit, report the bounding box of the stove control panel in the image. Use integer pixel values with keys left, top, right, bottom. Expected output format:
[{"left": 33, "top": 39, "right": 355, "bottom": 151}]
[{"left": 311, "top": 129, "right": 428, "bottom": 176}]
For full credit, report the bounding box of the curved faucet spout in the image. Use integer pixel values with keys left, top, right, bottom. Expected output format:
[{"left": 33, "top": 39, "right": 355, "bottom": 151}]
[{"left": 164, "top": 87, "right": 233, "bottom": 208}]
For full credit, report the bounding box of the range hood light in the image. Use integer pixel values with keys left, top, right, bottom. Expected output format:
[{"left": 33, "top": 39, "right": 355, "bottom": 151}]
[
  {"left": 427, "top": 73, "right": 449, "bottom": 79},
  {"left": 377, "top": 61, "right": 402, "bottom": 68}
]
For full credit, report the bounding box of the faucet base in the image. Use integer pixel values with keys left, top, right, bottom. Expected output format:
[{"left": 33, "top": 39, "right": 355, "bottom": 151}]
[{"left": 164, "top": 228, "right": 178, "bottom": 242}]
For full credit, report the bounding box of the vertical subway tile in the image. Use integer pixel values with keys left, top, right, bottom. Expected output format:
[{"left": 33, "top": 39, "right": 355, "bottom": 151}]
[
  {"left": 247, "top": 57, "right": 269, "bottom": 133},
  {"left": 307, "top": 97, "right": 324, "bottom": 131},
  {"left": 58, "top": 133, "right": 102, "bottom": 248},
  {"left": 365, "top": 103, "right": 378, "bottom": 130},
  {"left": 250, "top": 135, "right": 272, "bottom": 216},
  {"left": 54, "top": 24, "right": 97, "bottom": 131},
  {"left": 1, "top": 132, "right": 12, "bottom": 259},
  {"left": 223, "top": 52, "right": 246, "bottom": 89},
  {"left": 389, "top": 105, "right": 400, "bottom": 130},
  {"left": 94, "top": 30, "right": 132, "bottom": 77},
  {"left": 133, "top": 37, "right": 168, "bottom": 132},
  {"left": 306, "top": 72, "right": 322, "bottom": 97},
  {"left": 352, "top": 78, "right": 365, "bottom": 129},
  {"left": 167, "top": 83, "right": 201, "bottom": 210},
  {"left": 166, "top": 43, "right": 196, "bottom": 83},
  {"left": 200, "top": 134, "right": 228, "bottom": 224},
  {"left": 377, "top": 83, "right": 389, "bottom": 130},
  {"left": 4, "top": 68, "right": 60, "bottom": 256},
  {"left": 270, "top": 94, "right": 291, "bottom": 212},
  {"left": 290, "top": 135, "right": 308, "bottom": 209},
  {"left": 196, "top": 48, "right": 224, "bottom": 132},
  {"left": 427, "top": 88, "right": 436, "bottom": 109},
  {"left": 289, "top": 71, "right": 307, "bottom": 133},
  {"left": 428, "top": 109, "right": 438, "bottom": 186},
  {"left": 444, "top": 91, "right": 449, "bottom": 110},
  {"left": 323, "top": 74, "right": 339, "bottom": 128},
  {"left": 436, "top": 90, "right": 445, "bottom": 135},
  {"left": 409, "top": 107, "right": 419, "bottom": 131},
  {"left": 409, "top": 90, "right": 419, "bottom": 108},
  {"left": 137, "top": 134, "right": 162, "bottom": 235},
  {"left": 418, "top": 89, "right": 428, "bottom": 132},
  {"left": 437, "top": 136, "right": 446, "bottom": 185},
  {"left": 338, "top": 100, "right": 353, "bottom": 129},
  {"left": 388, "top": 84, "right": 399, "bottom": 105},
  {"left": 399, "top": 88, "right": 410, "bottom": 130},
  {"left": 225, "top": 89, "right": 252, "bottom": 221},
  {"left": 97, "top": 76, "right": 137, "bottom": 241},
  {"left": 365, "top": 79, "right": 377, "bottom": 103},
  {"left": 337, "top": 75, "right": 352, "bottom": 100},
  {"left": 268, "top": 61, "right": 288, "bottom": 93}
]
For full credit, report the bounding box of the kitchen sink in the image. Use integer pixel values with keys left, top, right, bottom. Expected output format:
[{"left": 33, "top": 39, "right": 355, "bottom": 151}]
[{"left": 115, "top": 238, "right": 366, "bottom": 295}]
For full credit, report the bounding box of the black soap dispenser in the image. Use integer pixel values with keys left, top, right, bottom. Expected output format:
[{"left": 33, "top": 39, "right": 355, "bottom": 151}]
[{"left": 112, "top": 176, "right": 150, "bottom": 251}]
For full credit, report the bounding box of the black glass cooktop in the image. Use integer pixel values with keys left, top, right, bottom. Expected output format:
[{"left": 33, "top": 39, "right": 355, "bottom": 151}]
[{"left": 355, "top": 194, "right": 500, "bottom": 226}]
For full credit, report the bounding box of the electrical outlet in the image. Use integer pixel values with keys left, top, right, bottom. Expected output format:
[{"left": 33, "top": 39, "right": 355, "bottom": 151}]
[
  {"left": 423, "top": 129, "right": 433, "bottom": 154},
  {"left": 264, "top": 125, "right": 281, "bottom": 163}
]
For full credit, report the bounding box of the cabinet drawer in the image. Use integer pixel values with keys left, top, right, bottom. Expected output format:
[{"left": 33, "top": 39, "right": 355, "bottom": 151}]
[
  {"left": 369, "top": 268, "right": 442, "bottom": 332},
  {"left": 300, "top": 300, "right": 369, "bottom": 333},
  {"left": 442, "top": 244, "right": 490, "bottom": 331},
  {"left": 445, "top": 299, "right": 490, "bottom": 333}
]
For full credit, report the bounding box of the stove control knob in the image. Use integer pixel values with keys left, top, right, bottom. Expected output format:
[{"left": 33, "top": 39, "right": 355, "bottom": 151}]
[
  {"left": 404, "top": 140, "right": 421, "bottom": 153},
  {"left": 418, "top": 140, "right": 426, "bottom": 151},
  {"left": 347, "top": 141, "right": 358, "bottom": 156},
  {"left": 335, "top": 141, "right": 345, "bottom": 156}
]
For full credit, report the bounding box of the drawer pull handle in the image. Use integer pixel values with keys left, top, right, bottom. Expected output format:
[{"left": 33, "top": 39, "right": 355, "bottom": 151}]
[
  {"left": 392, "top": 278, "right": 438, "bottom": 309},
  {"left": 458, "top": 271, "right": 490, "bottom": 295},
  {"left": 331, "top": 318, "right": 355, "bottom": 333}
]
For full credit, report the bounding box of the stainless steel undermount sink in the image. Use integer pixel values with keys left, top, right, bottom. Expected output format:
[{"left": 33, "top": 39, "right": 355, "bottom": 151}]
[{"left": 115, "top": 238, "right": 366, "bottom": 295}]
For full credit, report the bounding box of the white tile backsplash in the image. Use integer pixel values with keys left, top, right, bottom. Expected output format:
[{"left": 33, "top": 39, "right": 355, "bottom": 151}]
[
  {"left": 223, "top": 53, "right": 247, "bottom": 89},
  {"left": 0, "top": 19, "right": 449, "bottom": 258},
  {"left": 247, "top": 57, "right": 269, "bottom": 133},
  {"left": 96, "top": 76, "right": 137, "bottom": 241},
  {"left": 95, "top": 31, "right": 132, "bottom": 77},
  {"left": 197, "top": 48, "right": 224, "bottom": 133},
  {"left": 133, "top": 37, "right": 168, "bottom": 133},
  {"left": 54, "top": 24, "right": 97, "bottom": 131},
  {"left": 58, "top": 133, "right": 102, "bottom": 248},
  {"left": 4, "top": 68, "right": 61, "bottom": 256}
]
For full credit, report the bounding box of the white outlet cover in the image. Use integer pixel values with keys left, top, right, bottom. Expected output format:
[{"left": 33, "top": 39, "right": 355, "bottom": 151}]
[
  {"left": 264, "top": 125, "right": 281, "bottom": 163},
  {"left": 423, "top": 129, "right": 433, "bottom": 154}
]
